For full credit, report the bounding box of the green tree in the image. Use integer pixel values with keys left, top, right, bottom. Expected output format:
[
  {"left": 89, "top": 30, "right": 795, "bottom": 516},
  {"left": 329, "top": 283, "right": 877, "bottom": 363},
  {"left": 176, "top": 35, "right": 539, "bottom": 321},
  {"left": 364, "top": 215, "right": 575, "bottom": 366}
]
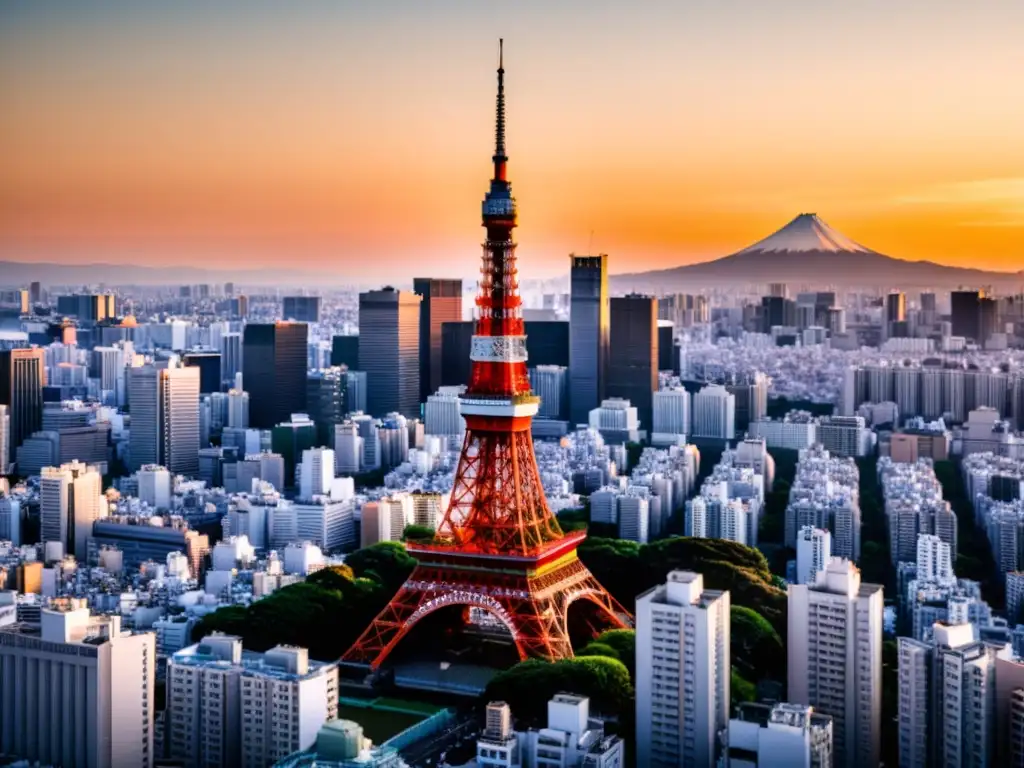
[
  {"left": 343, "top": 541, "right": 416, "bottom": 592},
  {"left": 485, "top": 656, "right": 633, "bottom": 726},
  {"left": 402, "top": 524, "right": 436, "bottom": 542},
  {"left": 576, "top": 641, "right": 621, "bottom": 662},
  {"left": 730, "top": 605, "right": 785, "bottom": 684},
  {"left": 731, "top": 668, "right": 757, "bottom": 706},
  {"left": 592, "top": 629, "right": 636, "bottom": 678}
]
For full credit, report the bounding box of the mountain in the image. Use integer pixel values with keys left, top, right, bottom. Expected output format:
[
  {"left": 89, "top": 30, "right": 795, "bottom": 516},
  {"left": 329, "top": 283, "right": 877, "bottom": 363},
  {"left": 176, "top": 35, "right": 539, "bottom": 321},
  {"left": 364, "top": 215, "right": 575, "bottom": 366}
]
[{"left": 612, "top": 213, "right": 1020, "bottom": 291}]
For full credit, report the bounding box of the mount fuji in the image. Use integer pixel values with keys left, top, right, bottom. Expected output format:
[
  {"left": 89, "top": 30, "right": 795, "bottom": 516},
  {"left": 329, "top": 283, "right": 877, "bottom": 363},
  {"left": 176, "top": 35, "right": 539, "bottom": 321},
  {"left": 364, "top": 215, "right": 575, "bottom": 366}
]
[{"left": 613, "top": 213, "right": 1019, "bottom": 290}]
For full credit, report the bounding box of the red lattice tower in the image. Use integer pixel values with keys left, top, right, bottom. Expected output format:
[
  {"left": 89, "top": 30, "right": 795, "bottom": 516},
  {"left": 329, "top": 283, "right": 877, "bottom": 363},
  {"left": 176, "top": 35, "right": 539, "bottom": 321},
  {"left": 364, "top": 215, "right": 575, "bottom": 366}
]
[{"left": 343, "top": 41, "right": 631, "bottom": 668}]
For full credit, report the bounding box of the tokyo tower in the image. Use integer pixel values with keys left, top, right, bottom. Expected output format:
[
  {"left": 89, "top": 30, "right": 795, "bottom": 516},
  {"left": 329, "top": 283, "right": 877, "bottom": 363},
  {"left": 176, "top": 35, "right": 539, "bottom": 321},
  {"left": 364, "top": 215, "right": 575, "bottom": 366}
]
[{"left": 343, "top": 40, "right": 631, "bottom": 668}]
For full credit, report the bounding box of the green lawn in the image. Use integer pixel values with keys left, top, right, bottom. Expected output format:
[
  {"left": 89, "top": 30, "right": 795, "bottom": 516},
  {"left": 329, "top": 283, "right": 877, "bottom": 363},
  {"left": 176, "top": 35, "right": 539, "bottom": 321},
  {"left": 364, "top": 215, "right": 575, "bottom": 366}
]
[{"left": 337, "top": 703, "right": 425, "bottom": 744}]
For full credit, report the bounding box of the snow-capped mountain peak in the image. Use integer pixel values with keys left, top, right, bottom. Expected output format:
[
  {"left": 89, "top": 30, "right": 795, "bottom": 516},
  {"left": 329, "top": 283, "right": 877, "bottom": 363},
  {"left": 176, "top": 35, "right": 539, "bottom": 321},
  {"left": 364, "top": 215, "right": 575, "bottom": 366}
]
[{"left": 734, "top": 213, "right": 874, "bottom": 255}]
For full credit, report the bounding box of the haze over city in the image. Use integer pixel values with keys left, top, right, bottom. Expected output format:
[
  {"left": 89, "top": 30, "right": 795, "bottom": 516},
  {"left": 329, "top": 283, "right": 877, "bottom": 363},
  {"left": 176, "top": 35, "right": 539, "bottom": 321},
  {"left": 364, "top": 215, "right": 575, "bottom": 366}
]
[{"left": 2, "top": 0, "right": 1024, "bottom": 281}]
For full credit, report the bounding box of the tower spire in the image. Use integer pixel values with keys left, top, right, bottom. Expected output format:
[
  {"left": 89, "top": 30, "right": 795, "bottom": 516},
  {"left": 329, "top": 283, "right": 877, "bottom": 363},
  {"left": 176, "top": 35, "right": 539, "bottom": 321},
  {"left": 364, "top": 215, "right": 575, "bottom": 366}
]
[{"left": 493, "top": 38, "right": 507, "bottom": 180}]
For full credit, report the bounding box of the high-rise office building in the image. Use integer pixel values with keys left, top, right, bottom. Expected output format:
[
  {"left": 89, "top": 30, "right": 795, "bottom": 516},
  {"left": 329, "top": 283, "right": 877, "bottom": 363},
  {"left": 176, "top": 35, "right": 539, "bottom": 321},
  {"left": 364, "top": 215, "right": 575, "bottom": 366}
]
[
  {"left": 788, "top": 558, "right": 883, "bottom": 768},
  {"left": 569, "top": 254, "right": 610, "bottom": 426},
  {"left": 761, "top": 295, "right": 798, "bottom": 332},
  {"left": 306, "top": 367, "right": 346, "bottom": 448},
  {"left": 0, "top": 404, "right": 8, "bottom": 473},
  {"left": 657, "top": 320, "right": 675, "bottom": 372},
  {"left": 652, "top": 386, "right": 690, "bottom": 443},
  {"left": 440, "top": 320, "right": 475, "bottom": 387},
  {"left": 886, "top": 292, "right": 906, "bottom": 324},
  {"left": 424, "top": 386, "right": 465, "bottom": 437},
  {"left": 270, "top": 414, "right": 317, "bottom": 488},
  {"left": 0, "top": 608, "right": 154, "bottom": 768},
  {"left": 128, "top": 364, "right": 201, "bottom": 475},
  {"left": 524, "top": 320, "right": 570, "bottom": 367},
  {"left": 299, "top": 447, "right": 335, "bottom": 501},
  {"left": 358, "top": 287, "right": 421, "bottom": 418},
  {"left": 55, "top": 293, "right": 116, "bottom": 323},
  {"left": 40, "top": 459, "right": 105, "bottom": 560},
  {"left": 183, "top": 350, "right": 222, "bottom": 394},
  {"left": 951, "top": 290, "right": 985, "bottom": 342},
  {"left": 692, "top": 384, "right": 736, "bottom": 440},
  {"left": 0, "top": 347, "right": 45, "bottom": 457},
  {"left": 413, "top": 278, "right": 463, "bottom": 403},
  {"left": 219, "top": 332, "right": 243, "bottom": 388},
  {"left": 227, "top": 387, "right": 249, "bottom": 429},
  {"left": 529, "top": 365, "right": 568, "bottom": 421},
  {"left": 608, "top": 294, "right": 658, "bottom": 431},
  {"left": 243, "top": 322, "right": 308, "bottom": 429},
  {"left": 282, "top": 295, "right": 321, "bottom": 323},
  {"left": 330, "top": 334, "right": 359, "bottom": 369},
  {"left": 637, "top": 570, "right": 730, "bottom": 768}
]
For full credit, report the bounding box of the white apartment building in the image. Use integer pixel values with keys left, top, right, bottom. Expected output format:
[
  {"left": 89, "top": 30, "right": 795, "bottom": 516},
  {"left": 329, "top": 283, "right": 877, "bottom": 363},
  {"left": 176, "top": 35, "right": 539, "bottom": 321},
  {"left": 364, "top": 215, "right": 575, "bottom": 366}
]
[
  {"left": 652, "top": 386, "right": 690, "bottom": 444},
  {"left": 722, "top": 701, "right": 833, "bottom": 768},
  {"left": 168, "top": 635, "right": 338, "bottom": 768},
  {"left": 617, "top": 487, "right": 650, "bottom": 544},
  {"left": 0, "top": 607, "right": 155, "bottom": 768},
  {"left": 788, "top": 558, "right": 882, "bottom": 768},
  {"left": 747, "top": 412, "right": 818, "bottom": 451},
  {"left": 410, "top": 491, "right": 447, "bottom": 530},
  {"left": 898, "top": 622, "right": 1011, "bottom": 768},
  {"left": 692, "top": 384, "right": 736, "bottom": 440},
  {"left": 795, "top": 526, "right": 831, "bottom": 586},
  {"left": 815, "top": 416, "right": 874, "bottom": 458},
  {"left": 588, "top": 398, "right": 641, "bottom": 444},
  {"left": 915, "top": 533, "right": 953, "bottom": 582},
  {"left": 40, "top": 459, "right": 105, "bottom": 560},
  {"left": 137, "top": 464, "right": 172, "bottom": 510},
  {"left": 637, "top": 570, "right": 730, "bottom": 768}
]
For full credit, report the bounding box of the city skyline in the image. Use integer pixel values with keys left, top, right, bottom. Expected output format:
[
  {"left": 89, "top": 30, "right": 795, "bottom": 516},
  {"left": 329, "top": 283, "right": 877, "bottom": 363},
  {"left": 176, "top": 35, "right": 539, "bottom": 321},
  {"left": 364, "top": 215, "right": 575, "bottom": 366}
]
[{"left": 2, "top": 1, "right": 1024, "bottom": 281}]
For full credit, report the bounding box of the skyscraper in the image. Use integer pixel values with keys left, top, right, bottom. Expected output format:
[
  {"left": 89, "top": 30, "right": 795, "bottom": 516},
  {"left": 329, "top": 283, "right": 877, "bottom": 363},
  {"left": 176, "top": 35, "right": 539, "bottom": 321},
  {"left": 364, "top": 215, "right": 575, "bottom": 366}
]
[
  {"left": 637, "top": 570, "right": 730, "bottom": 768},
  {"left": 219, "top": 331, "right": 243, "bottom": 388},
  {"left": 692, "top": 384, "right": 736, "bottom": 440},
  {"left": 183, "top": 350, "right": 222, "bottom": 394},
  {"left": 0, "top": 347, "right": 45, "bottom": 456},
  {"left": 0, "top": 404, "right": 9, "bottom": 473},
  {"left": 282, "top": 295, "right": 321, "bottom": 323},
  {"left": 358, "top": 287, "right": 421, "bottom": 418},
  {"left": 788, "top": 558, "right": 883, "bottom": 768},
  {"left": 413, "top": 278, "right": 463, "bottom": 402},
  {"left": 608, "top": 294, "right": 658, "bottom": 431},
  {"left": 569, "top": 254, "right": 610, "bottom": 426},
  {"left": 306, "top": 367, "right": 346, "bottom": 447},
  {"left": 951, "top": 289, "right": 986, "bottom": 342},
  {"left": 243, "top": 322, "right": 308, "bottom": 429},
  {"left": 40, "top": 459, "right": 104, "bottom": 560},
  {"left": 128, "top": 364, "right": 200, "bottom": 475}
]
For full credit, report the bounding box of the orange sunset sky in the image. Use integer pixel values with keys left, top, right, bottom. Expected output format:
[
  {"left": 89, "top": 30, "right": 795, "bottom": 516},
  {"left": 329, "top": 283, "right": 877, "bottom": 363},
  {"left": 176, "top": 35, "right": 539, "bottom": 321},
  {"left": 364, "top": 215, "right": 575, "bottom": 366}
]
[{"left": 1, "top": 1, "right": 1023, "bottom": 281}]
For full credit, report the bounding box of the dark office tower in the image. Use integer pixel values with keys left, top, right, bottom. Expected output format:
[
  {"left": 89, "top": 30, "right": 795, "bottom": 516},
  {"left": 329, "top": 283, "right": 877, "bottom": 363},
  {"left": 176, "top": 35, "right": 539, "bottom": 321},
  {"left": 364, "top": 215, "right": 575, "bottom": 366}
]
[
  {"left": 761, "top": 295, "right": 797, "bottom": 332},
  {"left": 569, "top": 254, "right": 610, "bottom": 426},
  {"left": 769, "top": 283, "right": 788, "bottom": 298},
  {"left": 219, "top": 332, "right": 242, "bottom": 388},
  {"left": 29, "top": 282, "right": 41, "bottom": 305},
  {"left": 0, "top": 348, "right": 45, "bottom": 456},
  {"left": 282, "top": 295, "right": 322, "bottom": 323},
  {"left": 523, "top": 320, "right": 569, "bottom": 367},
  {"left": 358, "top": 287, "right": 421, "bottom": 418},
  {"left": 183, "top": 351, "right": 222, "bottom": 394},
  {"left": 179, "top": 286, "right": 192, "bottom": 298},
  {"left": 55, "top": 294, "right": 115, "bottom": 323},
  {"left": 331, "top": 335, "right": 359, "bottom": 368},
  {"left": 951, "top": 290, "right": 982, "bottom": 341},
  {"left": 979, "top": 296, "right": 998, "bottom": 344},
  {"left": 607, "top": 295, "right": 657, "bottom": 430},
  {"left": 886, "top": 292, "right": 906, "bottom": 324},
  {"left": 243, "top": 322, "right": 308, "bottom": 429},
  {"left": 412, "top": 278, "right": 463, "bottom": 402},
  {"left": 306, "top": 367, "right": 346, "bottom": 447},
  {"left": 231, "top": 295, "right": 249, "bottom": 319},
  {"left": 657, "top": 321, "right": 675, "bottom": 372},
  {"left": 440, "top": 320, "right": 474, "bottom": 387},
  {"left": 920, "top": 292, "right": 937, "bottom": 313},
  {"left": 224, "top": 282, "right": 235, "bottom": 297}
]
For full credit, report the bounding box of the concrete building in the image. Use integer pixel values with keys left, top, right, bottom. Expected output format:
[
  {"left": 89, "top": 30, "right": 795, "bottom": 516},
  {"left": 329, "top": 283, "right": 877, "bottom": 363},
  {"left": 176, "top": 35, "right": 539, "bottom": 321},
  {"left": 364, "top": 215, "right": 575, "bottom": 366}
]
[
  {"left": 588, "top": 398, "right": 640, "bottom": 445},
  {"left": 1009, "top": 572, "right": 1024, "bottom": 624},
  {"left": 227, "top": 387, "right": 249, "bottom": 429},
  {"left": 40, "top": 459, "right": 105, "bottom": 560},
  {"left": 358, "top": 287, "right": 421, "bottom": 419},
  {"left": 722, "top": 701, "right": 833, "bottom": 768},
  {"left": 898, "top": 622, "right": 1010, "bottom": 768},
  {"left": 530, "top": 365, "right": 568, "bottom": 422},
  {"left": 816, "top": 416, "right": 873, "bottom": 458},
  {"left": 333, "top": 421, "right": 363, "bottom": 475},
  {"left": 424, "top": 386, "right": 465, "bottom": 438},
  {"left": 360, "top": 494, "right": 412, "bottom": 547},
  {"left": 652, "top": 386, "right": 690, "bottom": 445},
  {"left": 282, "top": 295, "right": 321, "bottom": 323},
  {"left": 692, "top": 384, "right": 736, "bottom": 440},
  {"left": 788, "top": 558, "right": 883, "bottom": 768},
  {"left": 129, "top": 364, "right": 201, "bottom": 475},
  {"left": 299, "top": 447, "right": 335, "bottom": 501},
  {"left": 637, "top": 571, "right": 730, "bottom": 768},
  {"left": 569, "top": 254, "right": 610, "bottom": 427},
  {"left": 0, "top": 606, "right": 155, "bottom": 768},
  {"left": 795, "top": 526, "right": 831, "bottom": 586},
  {"left": 0, "top": 403, "right": 8, "bottom": 472},
  {"left": 168, "top": 634, "right": 339, "bottom": 768}
]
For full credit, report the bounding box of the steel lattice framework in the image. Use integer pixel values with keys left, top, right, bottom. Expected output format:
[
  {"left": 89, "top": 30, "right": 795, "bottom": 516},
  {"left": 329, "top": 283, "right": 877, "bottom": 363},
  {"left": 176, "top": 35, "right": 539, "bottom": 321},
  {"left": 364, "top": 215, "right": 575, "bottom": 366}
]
[{"left": 343, "top": 41, "right": 631, "bottom": 669}]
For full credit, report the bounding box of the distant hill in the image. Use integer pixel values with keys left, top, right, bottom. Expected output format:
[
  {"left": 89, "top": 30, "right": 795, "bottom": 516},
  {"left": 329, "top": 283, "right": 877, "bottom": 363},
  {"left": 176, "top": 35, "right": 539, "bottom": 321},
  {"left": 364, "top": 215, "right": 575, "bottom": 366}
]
[{"left": 612, "top": 213, "right": 1021, "bottom": 291}]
